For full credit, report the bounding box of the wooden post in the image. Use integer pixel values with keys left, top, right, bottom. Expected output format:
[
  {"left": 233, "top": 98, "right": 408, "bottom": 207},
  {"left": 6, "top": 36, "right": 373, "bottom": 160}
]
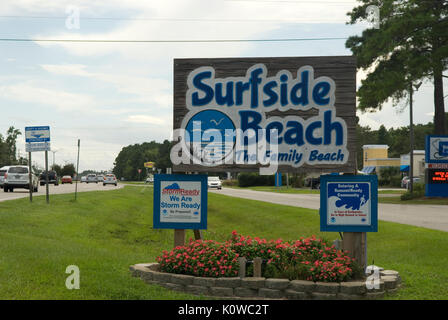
[
  {"left": 343, "top": 232, "right": 366, "bottom": 270},
  {"left": 238, "top": 257, "right": 247, "bottom": 278},
  {"left": 174, "top": 229, "right": 185, "bottom": 248},
  {"left": 193, "top": 229, "right": 202, "bottom": 240},
  {"left": 253, "top": 257, "right": 262, "bottom": 277}
]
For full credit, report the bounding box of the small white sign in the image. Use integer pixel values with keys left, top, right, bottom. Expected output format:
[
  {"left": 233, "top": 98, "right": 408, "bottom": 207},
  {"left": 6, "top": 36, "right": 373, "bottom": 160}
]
[
  {"left": 159, "top": 180, "right": 202, "bottom": 223},
  {"left": 26, "top": 142, "right": 51, "bottom": 152}
]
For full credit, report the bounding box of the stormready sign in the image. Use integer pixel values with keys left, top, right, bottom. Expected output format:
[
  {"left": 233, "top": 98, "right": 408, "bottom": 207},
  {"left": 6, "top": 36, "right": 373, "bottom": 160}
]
[{"left": 172, "top": 56, "right": 357, "bottom": 173}]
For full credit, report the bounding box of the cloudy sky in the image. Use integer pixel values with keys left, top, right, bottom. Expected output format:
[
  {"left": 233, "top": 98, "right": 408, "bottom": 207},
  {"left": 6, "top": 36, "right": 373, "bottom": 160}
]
[{"left": 0, "top": 0, "right": 445, "bottom": 171}]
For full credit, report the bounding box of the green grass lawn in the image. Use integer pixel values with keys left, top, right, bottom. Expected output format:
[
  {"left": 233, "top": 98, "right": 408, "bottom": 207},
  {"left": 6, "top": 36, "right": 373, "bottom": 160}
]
[{"left": 0, "top": 186, "right": 446, "bottom": 299}]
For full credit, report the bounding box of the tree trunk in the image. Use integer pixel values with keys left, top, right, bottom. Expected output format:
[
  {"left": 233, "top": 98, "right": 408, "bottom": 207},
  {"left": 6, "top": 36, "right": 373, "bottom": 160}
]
[{"left": 433, "top": 66, "right": 446, "bottom": 135}]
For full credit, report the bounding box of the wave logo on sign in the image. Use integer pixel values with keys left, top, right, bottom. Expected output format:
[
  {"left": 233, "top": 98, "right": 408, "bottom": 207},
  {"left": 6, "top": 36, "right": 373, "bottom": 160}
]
[{"left": 328, "top": 183, "right": 370, "bottom": 210}]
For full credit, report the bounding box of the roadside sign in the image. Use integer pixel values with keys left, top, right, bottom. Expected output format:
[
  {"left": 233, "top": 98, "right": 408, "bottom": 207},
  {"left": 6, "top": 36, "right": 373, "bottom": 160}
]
[
  {"left": 172, "top": 56, "right": 357, "bottom": 173},
  {"left": 144, "top": 162, "right": 155, "bottom": 168},
  {"left": 25, "top": 126, "right": 50, "bottom": 143},
  {"left": 320, "top": 175, "right": 378, "bottom": 232},
  {"left": 153, "top": 174, "right": 207, "bottom": 230},
  {"left": 425, "top": 135, "right": 448, "bottom": 163},
  {"left": 25, "top": 142, "right": 51, "bottom": 152}
]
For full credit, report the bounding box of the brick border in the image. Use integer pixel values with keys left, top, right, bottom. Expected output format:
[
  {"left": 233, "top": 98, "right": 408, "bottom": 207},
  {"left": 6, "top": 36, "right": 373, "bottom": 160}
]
[{"left": 130, "top": 263, "right": 401, "bottom": 300}]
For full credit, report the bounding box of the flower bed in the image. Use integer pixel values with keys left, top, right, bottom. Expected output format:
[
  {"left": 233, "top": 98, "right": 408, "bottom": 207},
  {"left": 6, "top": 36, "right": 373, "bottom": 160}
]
[{"left": 156, "top": 231, "right": 363, "bottom": 282}]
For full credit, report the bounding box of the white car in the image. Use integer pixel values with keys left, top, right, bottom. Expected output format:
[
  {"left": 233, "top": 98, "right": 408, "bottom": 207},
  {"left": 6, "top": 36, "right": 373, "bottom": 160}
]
[
  {"left": 0, "top": 166, "right": 11, "bottom": 189},
  {"left": 3, "top": 165, "right": 39, "bottom": 192},
  {"left": 80, "top": 176, "right": 87, "bottom": 183},
  {"left": 86, "top": 174, "right": 97, "bottom": 183},
  {"left": 207, "top": 176, "right": 222, "bottom": 189},
  {"left": 103, "top": 174, "right": 118, "bottom": 186},
  {"left": 96, "top": 175, "right": 104, "bottom": 183}
]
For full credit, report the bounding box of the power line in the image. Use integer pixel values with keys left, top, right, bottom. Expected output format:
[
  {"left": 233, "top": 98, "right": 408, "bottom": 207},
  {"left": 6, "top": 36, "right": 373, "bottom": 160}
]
[
  {"left": 0, "top": 15, "right": 347, "bottom": 24},
  {"left": 0, "top": 37, "right": 348, "bottom": 43}
]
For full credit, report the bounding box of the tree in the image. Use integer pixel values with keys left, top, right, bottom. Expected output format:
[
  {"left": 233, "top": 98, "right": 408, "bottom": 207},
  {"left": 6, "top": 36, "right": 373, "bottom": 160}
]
[
  {"left": 61, "top": 163, "right": 76, "bottom": 177},
  {"left": 5, "top": 126, "right": 21, "bottom": 163},
  {"left": 346, "top": 0, "right": 448, "bottom": 134},
  {"left": 51, "top": 164, "right": 62, "bottom": 177}
]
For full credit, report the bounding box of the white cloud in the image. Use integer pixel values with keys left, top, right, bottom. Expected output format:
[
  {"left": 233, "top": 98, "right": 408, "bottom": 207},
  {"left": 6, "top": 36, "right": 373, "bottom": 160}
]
[
  {"left": 125, "top": 114, "right": 168, "bottom": 126},
  {"left": 0, "top": 83, "right": 97, "bottom": 112}
]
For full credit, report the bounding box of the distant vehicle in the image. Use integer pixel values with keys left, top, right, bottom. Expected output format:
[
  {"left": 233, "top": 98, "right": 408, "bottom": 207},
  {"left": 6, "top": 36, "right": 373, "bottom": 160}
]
[
  {"left": 0, "top": 166, "right": 11, "bottom": 189},
  {"left": 3, "top": 165, "right": 39, "bottom": 192},
  {"left": 80, "top": 176, "right": 87, "bottom": 183},
  {"left": 103, "top": 174, "right": 118, "bottom": 186},
  {"left": 96, "top": 175, "right": 104, "bottom": 183},
  {"left": 145, "top": 176, "right": 154, "bottom": 184},
  {"left": 61, "top": 175, "right": 73, "bottom": 184},
  {"left": 401, "top": 176, "right": 409, "bottom": 188},
  {"left": 405, "top": 177, "right": 422, "bottom": 190},
  {"left": 39, "top": 170, "right": 59, "bottom": 186},
  {"left": 86, "top": 174, "right": 97, "bottom": 183},
  {"left": 207, "top": 176, "right": 222, "bottom": 189},
  {"left": 304, "top": 177, "right": 320, "bottom": 189}
]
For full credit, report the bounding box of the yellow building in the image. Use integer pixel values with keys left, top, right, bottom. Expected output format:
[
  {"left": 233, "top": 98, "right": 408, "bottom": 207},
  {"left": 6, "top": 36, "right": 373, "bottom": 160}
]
[{"left": 361, "top": 145, "right": 400, "bottom": 174}]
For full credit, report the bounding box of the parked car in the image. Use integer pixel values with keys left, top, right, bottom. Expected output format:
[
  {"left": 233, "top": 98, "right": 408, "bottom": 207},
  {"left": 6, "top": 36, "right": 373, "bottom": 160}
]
[
  {"left": 86, "top": 174, "right": 97, "bottom": 183},
  {"left": 0, "top": 166, "right": 11, "bottom": 189},
  {"left": 39, "top": 170, "right": 59, "bottom": 186},
  {"left": 3, "top": 165, "right": 38, "bottom": 192},
  {"left": 207, "top": 176, "right": 222, "bottom": 189},
  {"left": 61, "top": 175, "right": 73, "bottom": 184},
  {"left": 304, "top": 177, "right": 320, "bottom": 189},
  {"left": 80, "top": 176, "right": 87, "bottom": 183},
  {"left": 401, "top": 176, "right": 409, "bottom": 188},
  {"left": 103, "top": 173, "right": 118, "bottom": 186},
  {"left": 96, "top": 175, "right": 104, "bottom": 183},
  {"left": 405, "top": 177, "right": 422, "bottom": 190}
]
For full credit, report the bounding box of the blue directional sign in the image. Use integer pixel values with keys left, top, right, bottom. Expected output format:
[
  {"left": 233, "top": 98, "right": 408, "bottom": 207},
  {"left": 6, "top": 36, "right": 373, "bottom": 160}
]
[
  {"left": 320, "top": 175, "right": 378, "bottom": 232},
  {"left": 25, "top": 126, "right": 50, "bottom": 143},
  {"left": 153, "top": 174, "right": 208, "bottom": 230}
]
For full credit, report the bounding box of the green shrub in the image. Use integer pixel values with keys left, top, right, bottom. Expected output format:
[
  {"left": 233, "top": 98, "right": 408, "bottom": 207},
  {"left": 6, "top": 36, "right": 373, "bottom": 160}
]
[
  {"left": 378, "top": 167, "right": 402, "bottom": 187},
  {"left": 400, "top": 183, "right": 425, "bottom": 200},
  {"left": 238, "top": 173, "right": 275, "bottom": 187},
  {"left": 222, "top": 179, "right": 237, "bottom": 187}
]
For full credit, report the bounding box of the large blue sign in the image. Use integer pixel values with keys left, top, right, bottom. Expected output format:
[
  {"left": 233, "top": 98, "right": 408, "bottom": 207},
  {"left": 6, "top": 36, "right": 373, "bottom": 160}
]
[
  {"left": 425, "top": 135, "right": 448, "bottom": 163},
  {"left": 153, "top": 174, "right": 207, "bottom": 230},
  {"left": 320, "top": 175, "right": 378, "bottom": 232},
  {"left": 425, "top": 135, "right": 448, "bottom": 197},
  {"left": 25, "top": 126, "right": 50, "bottom": 143}
]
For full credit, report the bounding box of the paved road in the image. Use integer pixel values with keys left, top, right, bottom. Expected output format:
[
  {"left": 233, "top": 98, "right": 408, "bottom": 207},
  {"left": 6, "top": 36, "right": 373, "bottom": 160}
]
[
  {"left": 210, "top": 188, "right": 448, "bottom": 232},
  {"left": 0, "top": 182, "right": 123, "bottom": 202}
]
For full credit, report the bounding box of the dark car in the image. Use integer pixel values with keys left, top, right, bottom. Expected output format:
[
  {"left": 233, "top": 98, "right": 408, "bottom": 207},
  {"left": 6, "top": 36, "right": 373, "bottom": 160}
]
[
  {"left": 39, "top": 171, "right": 59, "bottom": 186},
  {"left": 304, "top": 177, "right": 320, "bottom": 189}
]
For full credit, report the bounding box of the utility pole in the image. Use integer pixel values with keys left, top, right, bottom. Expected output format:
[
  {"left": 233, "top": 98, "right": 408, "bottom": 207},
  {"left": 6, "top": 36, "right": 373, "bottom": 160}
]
[
  {"left": 52, "top": 150, "right": 57, "bottom": 168},
  {"left": 75, "top": 139, "right": 80, "bottom": 201},
  {"left": 409, "top": 81, "right": 422, "bottom": 194}
]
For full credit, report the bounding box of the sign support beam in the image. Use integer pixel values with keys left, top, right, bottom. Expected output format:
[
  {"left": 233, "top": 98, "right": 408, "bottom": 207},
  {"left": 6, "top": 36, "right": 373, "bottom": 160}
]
[
  {"left": 45, "top": 150, "right": 49, "bottom": 204},
  {"left": 28, "top": 152, "right": 32, "bottom": 202},
  {"left": 174, "top": 229, "right": 186, "bottom": 248}
]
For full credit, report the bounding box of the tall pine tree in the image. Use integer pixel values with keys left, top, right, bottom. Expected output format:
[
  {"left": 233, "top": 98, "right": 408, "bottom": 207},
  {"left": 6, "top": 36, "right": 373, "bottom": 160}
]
[{"left": 346, "top": 0, "right": 448, "bottom": 134}]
